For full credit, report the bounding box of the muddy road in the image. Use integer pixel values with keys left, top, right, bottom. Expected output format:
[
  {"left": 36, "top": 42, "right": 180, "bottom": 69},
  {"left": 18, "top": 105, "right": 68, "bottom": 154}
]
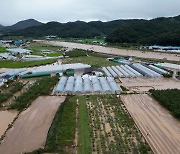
[
  {"left": 121, "top": 94, "right": 180, "bottom": 154},
  {"left": 0, "top": 96, "right": 66, "bottom": 154}
]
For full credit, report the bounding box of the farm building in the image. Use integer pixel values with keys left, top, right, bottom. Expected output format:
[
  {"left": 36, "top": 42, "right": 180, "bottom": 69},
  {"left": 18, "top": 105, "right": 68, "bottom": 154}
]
[
  {"left": 7, "top": 48, "right": 32, "bottom": 55},
  {"left": 65, "top": 69, "right": 75, "bottom": 76},
  {"left": 0, "top": 68, "right": 27, "bottom": 80}
]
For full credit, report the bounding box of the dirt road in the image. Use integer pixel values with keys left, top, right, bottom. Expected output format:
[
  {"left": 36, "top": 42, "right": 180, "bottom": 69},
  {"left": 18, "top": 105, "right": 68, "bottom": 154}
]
[
  {"left": 0, "top": 110, "right": 18, "bottom": 137},
  {"left": 41, "top": 41, "right": 180, "bottom": 62},
  {"left": 121, "top": 94, "right": 180, "bottom": 154},
  {"left": 0, "top": 96, "right": 66, "bottom": 154}
]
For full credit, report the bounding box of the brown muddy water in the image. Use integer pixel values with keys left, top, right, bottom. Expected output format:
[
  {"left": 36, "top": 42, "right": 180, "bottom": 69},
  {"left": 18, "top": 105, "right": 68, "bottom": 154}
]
[
  {"left": 41, "top": 40, "right": 180, "bottom": 62},
  {"left": 0, "top": 110, "right": 18, "bottom": 137}
]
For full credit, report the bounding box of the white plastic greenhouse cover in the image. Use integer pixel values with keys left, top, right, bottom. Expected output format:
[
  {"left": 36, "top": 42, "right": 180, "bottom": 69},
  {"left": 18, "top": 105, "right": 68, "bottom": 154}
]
[
  {"left": 111, "top": 66, "right": 124, "bottom": 77},
  {"left": 107, "top": 77, "right": 121, "bottom": 94},
  {"left": 55, "top": 77, "right": 67, "bottom": 93},
  {"left": 102, "top": 67, "right": 112, "bottom": 77},
  {"left": 124, "top": 65, "right": 143, "bottom": 77},
  {"left": 106, "top": 66, "right": 118, "bottom": 78},
  {"left": 133, "top": 63, "right": 154, "bottom": 77},
  {"left": 0, "top": 68, "right": 27, "bottom": 78},
  {"left": 134, "top": 64, "right": 162, "bottom": 78},
  {"left": 91, "top": 76, "right": 102, "bottom": 93},
  {"left": 120, "top": 65, "right": 136, "bottom": 77},
  {"left": 155, "top": 63, "right": 180, "bottom": 70},
  {"left": 74, "top": 76, "right": 83, "bottom": 94},
  {"left": 130, "top": 64, "right": 148, "bottom": 76},
  {"left": 139, "top": 64, "right": 162, "bottom": 78},
  {"left": 99, "top": 77, "right": 112, "bottom": 94},
  {"left": 116, "top": 66, "right": 130, "bottom": 77},
  {"left": 148, "top": 65, "right": 168, "bottom": 74},
  {"left": 84, "top": 77, "right": 92, "bottom": 93},
  {"left": 64, "top": 76, "right": 75, "bottom": 94}
]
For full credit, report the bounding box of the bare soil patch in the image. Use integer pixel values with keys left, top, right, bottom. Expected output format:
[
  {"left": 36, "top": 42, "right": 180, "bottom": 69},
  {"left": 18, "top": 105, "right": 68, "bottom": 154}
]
[
  {"left": 0, "top": 96, "right": 66, "bottom": 154},
  {"left": 121, "top": 94, "right": 180, "bottom": 154}
]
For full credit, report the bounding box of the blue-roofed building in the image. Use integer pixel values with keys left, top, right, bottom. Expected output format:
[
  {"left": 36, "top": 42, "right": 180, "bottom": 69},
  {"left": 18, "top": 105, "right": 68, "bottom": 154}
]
[{"left": 13, "top": 41, "right": 23, "bottom": 46}]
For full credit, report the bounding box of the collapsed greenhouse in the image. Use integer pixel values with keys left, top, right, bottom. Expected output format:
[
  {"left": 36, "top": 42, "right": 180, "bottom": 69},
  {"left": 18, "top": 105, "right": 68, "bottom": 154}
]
[{"left": 54, "top": 76, "right": 122, "bottom": 95}]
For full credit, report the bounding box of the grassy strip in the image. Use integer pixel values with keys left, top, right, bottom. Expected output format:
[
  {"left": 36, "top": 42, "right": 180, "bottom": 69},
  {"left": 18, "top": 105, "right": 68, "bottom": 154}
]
[
  {"left": 65, "top": 49, "right": 87, "bottom": 57},
  {"left": 0, "top": 81, "right": 24, "bottom": 105},
  {"left": 149, "top": 89, "right": 180, "bottom": 119},
  {"left": 0, "top": 46, "right": 7, "bottom": 53},
  {"left": 10, "top": 77, "right": 58, "bottom": 111},
  {"left": 47, "top": 53, "right": 63, "bottom": 57},
  {"left": 62, "top": 56, "right": 117, "bottom": 68},
  {"left": 0, "top": 59, "right": 56, "bottom": 68},
  {"left": 78, "top": 96, "right": 91, "bottom": 154},
  {"left": 44, "top": 96, "right": 76, "bottom": 153},
  {"left": 27, "top": 42, "right": 62, "bottom": 52}
]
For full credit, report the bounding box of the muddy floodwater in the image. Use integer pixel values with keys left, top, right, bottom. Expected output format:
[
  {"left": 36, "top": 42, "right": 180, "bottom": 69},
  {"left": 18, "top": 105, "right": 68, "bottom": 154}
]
[
  {"left": 121, "top": 94, "right": 180, "bottom": 154},
  {"left": 0, "top": 96, "right": 66, "bottom": 154},
  {"left": 41, "top": 40, "right": 180, "bottom": 62},
  {"left": 0, "top": 110, "right": 18, "bottom": 137}
]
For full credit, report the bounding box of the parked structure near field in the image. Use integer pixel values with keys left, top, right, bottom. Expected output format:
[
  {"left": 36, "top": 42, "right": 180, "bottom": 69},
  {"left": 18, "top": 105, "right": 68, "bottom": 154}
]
[
  {"left": 102, "top": 63, "right": 167, "bottom": 78},
  {"left": 54, "top": 76, "right": 121, "bottom": 95}
]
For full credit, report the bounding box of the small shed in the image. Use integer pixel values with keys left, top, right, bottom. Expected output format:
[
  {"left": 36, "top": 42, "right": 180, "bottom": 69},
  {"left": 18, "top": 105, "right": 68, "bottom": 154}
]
[{"left": 65, "top": 69, "right": 74, "bottom": 76}]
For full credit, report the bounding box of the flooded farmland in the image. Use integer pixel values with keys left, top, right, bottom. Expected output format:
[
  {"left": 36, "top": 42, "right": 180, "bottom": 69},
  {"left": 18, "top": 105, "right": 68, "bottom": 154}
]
[
  {"left": 0, "top": 96, "right": 66, "bottom": 154},
  {"left": 0, "top": 110, "right": 18, "bottom": 137},
  {"left": 121, "top": 94, "right": 180, "bottom": 154},
  {"left": 42, "top": 41, "right": 180, "bottom": 62}
]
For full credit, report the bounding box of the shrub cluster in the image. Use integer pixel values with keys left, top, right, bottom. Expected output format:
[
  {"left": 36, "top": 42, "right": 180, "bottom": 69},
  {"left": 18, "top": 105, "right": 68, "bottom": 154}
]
[
  {"left": 10, "top": 77, "right": 58, "bottom": 111},
  {"left": 0, "top": 82, "right": 23, "bottom": 105},
  {"left": 149, "top": 89, "right": 180, "bottom": 119}
]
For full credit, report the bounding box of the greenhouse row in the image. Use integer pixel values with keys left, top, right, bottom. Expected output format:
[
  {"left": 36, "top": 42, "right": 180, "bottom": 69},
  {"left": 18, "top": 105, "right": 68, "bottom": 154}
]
[
  {"left": 54, "top": 76, "right": 122, "bottom": 95},
  {"left": 102, "top": 63, "right": 168, "bottom": 78}
]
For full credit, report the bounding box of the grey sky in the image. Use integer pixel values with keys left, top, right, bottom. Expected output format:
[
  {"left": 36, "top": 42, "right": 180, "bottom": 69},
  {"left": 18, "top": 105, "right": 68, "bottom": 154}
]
[{"left": 1, "top": 0, "right": 180, "bottom": 26}]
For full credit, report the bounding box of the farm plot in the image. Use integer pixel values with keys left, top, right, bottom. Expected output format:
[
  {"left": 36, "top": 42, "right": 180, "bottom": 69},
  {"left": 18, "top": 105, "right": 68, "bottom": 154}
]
[
  {"left": 121, "top": 94, "right": 180, "bottom": 154},
  {"left": 0, "top": 96, "right": 66, "bottom": 154},
  {"left": 78, "top": 95, "right": 151, "bottom": 153}
]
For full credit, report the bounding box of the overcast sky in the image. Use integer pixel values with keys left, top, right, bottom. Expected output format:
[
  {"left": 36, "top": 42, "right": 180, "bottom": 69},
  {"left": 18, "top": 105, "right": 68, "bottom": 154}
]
[{"left": 1, "top": 0, "right": 180, "bottom": 26}]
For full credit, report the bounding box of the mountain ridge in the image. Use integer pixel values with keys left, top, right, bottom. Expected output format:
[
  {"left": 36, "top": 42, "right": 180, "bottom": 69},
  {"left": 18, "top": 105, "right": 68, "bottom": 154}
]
[
  {"left": 0, "top": 19, "right": 43, "bottom": 32},
  {"left": 1, "top": 15, "right": 180, "bottom": 45}
]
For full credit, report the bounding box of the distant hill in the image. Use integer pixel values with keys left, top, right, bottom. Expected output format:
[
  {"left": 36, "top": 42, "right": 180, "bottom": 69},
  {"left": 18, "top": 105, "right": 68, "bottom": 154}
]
[
  {"left": 3, "top": 19, "right": 135, "bottom": 38},
  {"left": 106, "top": 15, "right": 180, "bottom": 46},
  {"left": 0, "top": 24, "right": 4, "bottom": 31},
  {"left": 0, "top": 19, "right": 43, "bottom": 32},
  {"left": 1, "top": 15, "right": 180, "bottom": 45}
]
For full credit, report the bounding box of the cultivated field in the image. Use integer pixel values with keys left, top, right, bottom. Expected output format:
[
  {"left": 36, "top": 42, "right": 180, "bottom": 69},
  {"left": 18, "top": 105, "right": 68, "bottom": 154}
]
[
  {"left": 77, "top": 95, "right": 151, "bottom": 153},
  {"left": 43, "top": 41, "right": 180, "bottom": 62},
  {"left": 0, "top": 96, "right": 66, "bottom": 154},
  {"left": 120, "top": 77, "right": 180, "bottom": 92},
  {"left": 121, "top": 94, "right": 180, "bottom": 154}
]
